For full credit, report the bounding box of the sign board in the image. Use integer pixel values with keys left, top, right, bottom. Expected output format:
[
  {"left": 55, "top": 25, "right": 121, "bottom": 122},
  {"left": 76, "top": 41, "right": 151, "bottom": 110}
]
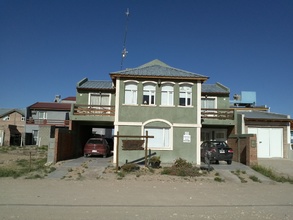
[{"left": 183, "top": 132, "right": 191, "bottom": 143}]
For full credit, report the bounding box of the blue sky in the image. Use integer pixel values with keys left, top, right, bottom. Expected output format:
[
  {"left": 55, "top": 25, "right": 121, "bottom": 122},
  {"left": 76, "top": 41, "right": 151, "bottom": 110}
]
[{"left": 1, "top": 0, "right": 292, "bottom": 117}]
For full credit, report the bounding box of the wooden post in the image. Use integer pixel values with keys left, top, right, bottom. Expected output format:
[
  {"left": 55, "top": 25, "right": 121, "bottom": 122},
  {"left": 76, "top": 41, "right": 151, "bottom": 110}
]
[
  {"left": 116, "top": 131, "right": 119, "bottom": 172},
  {"left": 145, "top": 131, "right": 148, "bottom": 167}
]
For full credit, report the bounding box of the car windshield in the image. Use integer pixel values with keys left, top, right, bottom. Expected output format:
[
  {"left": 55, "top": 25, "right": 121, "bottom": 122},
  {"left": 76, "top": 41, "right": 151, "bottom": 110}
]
[
  {"left": 88, "top": 139, "right": 103, "bottom": 144},
  {"left": 213, "top": 142, "right": 228, "bottom": 148}
]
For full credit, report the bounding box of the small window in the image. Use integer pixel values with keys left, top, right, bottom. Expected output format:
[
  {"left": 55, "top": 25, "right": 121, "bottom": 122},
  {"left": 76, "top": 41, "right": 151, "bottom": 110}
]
[
  {"left": 201, "top": 97, "right": 216, "bottom": 109},
  {"left": 161, "top": 84, "right": 174, "bottom": 106},
  {"left": 179, "top": 85, "right": 192, "bottom": 106},
  {"left": 2, "top": 116, "right": 10, "bottom": 121},
  {"left": 39, "top": 112, "right": 47, "bottom": 119},
  {"left": 125, "top": 83, "right": 138, "bottom": 105},
  {"left": 143, "top": 84, "right": 156, "bottom": 105}
]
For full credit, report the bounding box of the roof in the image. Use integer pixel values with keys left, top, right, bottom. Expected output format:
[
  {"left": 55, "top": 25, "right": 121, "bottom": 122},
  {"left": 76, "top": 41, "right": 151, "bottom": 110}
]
[
  {"left": 202, "top": 83, "right": 230, "bottom": 94},
  {"left": 77, "top": 78, "right": 113, "bottom": 90},
  {"left": 238, "top": 111, "right": 291, "bottom": 121},
  {"left": 0, "top": 108, "right": 25, "bottom": 117},
  {"left": 28, "top": 102, "right": 72, "bottom": 111},
  {"left": 62, "top": 96, "right": 76, "bottom": 101},
  {"left": 110, "top": 59, "right": 209, "bottom": 81}
]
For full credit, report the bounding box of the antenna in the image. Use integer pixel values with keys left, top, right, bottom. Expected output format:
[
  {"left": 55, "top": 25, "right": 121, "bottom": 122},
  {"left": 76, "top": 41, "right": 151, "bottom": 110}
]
[{"left": 120, "top": 8, "right": 130, "bottom": 70}]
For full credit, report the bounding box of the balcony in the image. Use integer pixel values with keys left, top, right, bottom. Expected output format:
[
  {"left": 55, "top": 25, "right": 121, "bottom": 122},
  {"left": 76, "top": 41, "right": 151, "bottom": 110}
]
[
  {"left": 72, "top": 104, "right": 115, "bottom": 116},
  {"left": 27, "top": 119, "right": 70, "bottom": 126},
  {"left": 201, "top": 108, "right": 234, "bottom": 120}
]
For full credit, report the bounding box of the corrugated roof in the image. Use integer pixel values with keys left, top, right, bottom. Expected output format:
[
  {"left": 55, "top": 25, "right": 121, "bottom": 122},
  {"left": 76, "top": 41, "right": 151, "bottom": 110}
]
[
  {"left": 28, "top": 102, "right": 71, "bottom": 111},
  {"left": 202, "top": 83, "right": 229, "bottom": 94},
  {"left": 62, "top": 96, "right": 76, "bottom": 101},
  {"left": 78, "top": 80, "right": 113, "bottom": 90},
  {"left": 110, "top": 59, "right": 209, "bottom": 79},
  {"left": 239, "top": 111, "right": 290, "bottom": 120},
  {"left": 0, "top": 108, "right": 25, "bottom": 117}
]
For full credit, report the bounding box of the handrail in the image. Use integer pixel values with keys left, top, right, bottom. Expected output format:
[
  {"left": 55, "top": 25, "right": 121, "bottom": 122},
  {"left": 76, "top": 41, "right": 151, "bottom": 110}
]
[
  {"left": 73, "top": 104, "right": 115, "bottom": 116},
  {"left": 201, "top": 108, "right": 234, "bottom": 120},
  {"left": 26, "top": 119, "right": 70, "bottom": 126}
]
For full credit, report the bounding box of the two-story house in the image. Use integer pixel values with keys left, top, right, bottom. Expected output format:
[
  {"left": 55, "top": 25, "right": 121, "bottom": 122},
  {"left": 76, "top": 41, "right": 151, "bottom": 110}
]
[
  {"left": 69, "top": 59, "right": 209, "bottom": 165},
  {"left": 0, "top": 108, "right": 25, "bottom": 146},
  {"left": 25, "top": 96, "right": 75, "bottom": 146}
]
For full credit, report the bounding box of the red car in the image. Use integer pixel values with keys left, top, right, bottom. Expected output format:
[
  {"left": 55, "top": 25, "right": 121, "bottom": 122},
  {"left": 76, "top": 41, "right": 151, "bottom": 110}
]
[{"left": 84, "top": 138, "right": 110, "bottom": 158}]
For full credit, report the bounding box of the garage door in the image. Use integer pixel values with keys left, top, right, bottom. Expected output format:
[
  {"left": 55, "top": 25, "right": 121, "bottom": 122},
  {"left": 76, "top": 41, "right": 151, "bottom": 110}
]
[{"left": 248, "top": 128, "right": 283, "bottom": 158}]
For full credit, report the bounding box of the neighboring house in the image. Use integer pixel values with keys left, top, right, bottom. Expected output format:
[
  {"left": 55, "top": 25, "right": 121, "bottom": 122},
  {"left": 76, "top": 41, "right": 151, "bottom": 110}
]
[
  {"left": 0, "top": 108, "right": 25, "bottom": 146},
  {"left": 236, "top": 111, "right": 291, "bottom": 159},
  {"left": 25, "top": 96, "right": 75, "bottom": 146},
  {"left": 201, "top": 82, "right": 235, "bottom": 142}
]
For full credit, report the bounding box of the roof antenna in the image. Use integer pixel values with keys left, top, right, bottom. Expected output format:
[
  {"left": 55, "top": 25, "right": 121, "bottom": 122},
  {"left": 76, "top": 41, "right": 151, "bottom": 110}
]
[{"left": 120, "top": 8, "right": 130, "bottom": 70}]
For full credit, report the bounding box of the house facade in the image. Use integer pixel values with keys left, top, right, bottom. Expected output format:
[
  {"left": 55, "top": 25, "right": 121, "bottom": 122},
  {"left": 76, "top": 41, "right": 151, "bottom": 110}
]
[
  {"left": 110, "top": 59, "right": 208, "bottom": 164},
  {"left": 58, "top": 59, "right": 290, "bottom": 165},
  {"left": 25, "top": 97, "right": 75, "bottom": 146},
  {"left": 0, "top": 109, "right": 25, "bottom": 146}
]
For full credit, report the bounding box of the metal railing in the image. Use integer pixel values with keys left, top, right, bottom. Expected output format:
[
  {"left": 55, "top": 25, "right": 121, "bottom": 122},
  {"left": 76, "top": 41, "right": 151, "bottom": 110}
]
[
  {"left": 26, "top": 119, "right": 70, "bottom": 126},
  {"left": 73, "top": 104, "right": 115, "bottom": 116},
  {"left": 201, "top": 108, "right": 234, "bottom": 120}
]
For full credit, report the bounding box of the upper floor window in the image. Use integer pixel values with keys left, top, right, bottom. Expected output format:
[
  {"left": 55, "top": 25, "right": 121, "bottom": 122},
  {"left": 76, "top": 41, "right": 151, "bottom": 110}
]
[
  {"left": 90, "top": 93, "right": 110, "bottom": 106},
  {"left": 124, "top": 82, "right": 138, "bottom": 105},
  {"left": 201, "top": 97, "right": 216, "bottom": 109},
  {"left": 161, "top": 84, "right": 174, "bottom": 106},
  {"left": 143, "top": 83, "right": 156, "bottom": 105},
  {"left": 179, "top": 85, "right": 192, "bottom": 106},
  {"left": 39, "top": 111, "right": 47, "bottom": 119},
  {"left": 2, "top": 116, "right": 10, "bottom": 121}
]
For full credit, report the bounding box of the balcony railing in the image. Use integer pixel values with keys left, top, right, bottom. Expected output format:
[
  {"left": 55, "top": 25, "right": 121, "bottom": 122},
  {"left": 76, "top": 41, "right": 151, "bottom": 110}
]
[
  {"left": 201, "top": 108, "right": 234, "bottom": 120},
  {"left": 73, "top": 104, "right": 115, "bottom": 116},
  {"left": 26, "top": 119, "right": 70, "bottom": 126}
]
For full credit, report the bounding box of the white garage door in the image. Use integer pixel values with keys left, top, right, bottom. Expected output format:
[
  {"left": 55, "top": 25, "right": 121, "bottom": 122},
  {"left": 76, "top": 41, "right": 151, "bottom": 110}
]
[{"left": 248, "top": 128, "right": 283, "bottom": 158}]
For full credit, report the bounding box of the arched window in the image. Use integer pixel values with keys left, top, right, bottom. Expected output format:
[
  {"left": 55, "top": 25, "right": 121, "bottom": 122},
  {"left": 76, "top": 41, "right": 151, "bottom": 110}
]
[
  {"left": 143, "top": 83, "right": 156, "bottom": 105},
  {"left": 179, "top": 85, "right": 192, "bottom": 106},
  {"left": 161, "top": 84, "right": 174, "bottom": 106},
  {"left": 125, "top": 82, "right": 138, "bottom": 104}
]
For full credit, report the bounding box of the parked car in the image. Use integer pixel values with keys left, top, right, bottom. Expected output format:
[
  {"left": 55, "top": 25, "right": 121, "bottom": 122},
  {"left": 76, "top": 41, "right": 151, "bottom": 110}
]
[
  {"left": 105, "top": 137, "right": 114, "bottom": 151},
  {"left": 84, "top": 138, "right": 110, "bottom": 158},
  {"left": 200, "top": 141, "right": 233, "bottom": 165}
]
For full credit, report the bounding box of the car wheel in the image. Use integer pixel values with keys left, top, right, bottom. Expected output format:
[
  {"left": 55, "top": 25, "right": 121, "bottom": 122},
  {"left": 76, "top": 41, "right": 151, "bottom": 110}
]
[
  {"left": 227, "top": 160, "right": 232, "bottom": 165},
  {"left": 84, "top": 154, "right": 88, "bottom": 157}
]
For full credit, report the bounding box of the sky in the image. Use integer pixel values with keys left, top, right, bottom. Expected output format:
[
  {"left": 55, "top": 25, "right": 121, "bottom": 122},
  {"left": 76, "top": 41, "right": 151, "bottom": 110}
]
[{"left": 1, "top": 0, "right": 292, "bottom": 117}]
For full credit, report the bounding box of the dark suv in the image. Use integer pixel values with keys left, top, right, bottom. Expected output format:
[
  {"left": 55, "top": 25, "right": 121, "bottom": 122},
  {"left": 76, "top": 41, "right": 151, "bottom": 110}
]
[{"left": 200, "top": 141, "right": 233, "bottom": 165}]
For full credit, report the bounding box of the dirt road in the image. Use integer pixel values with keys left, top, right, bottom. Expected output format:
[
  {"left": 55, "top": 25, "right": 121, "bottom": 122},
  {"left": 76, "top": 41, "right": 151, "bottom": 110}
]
[{"left": 0, "top": 178, "right": 292, "bottom": 220}]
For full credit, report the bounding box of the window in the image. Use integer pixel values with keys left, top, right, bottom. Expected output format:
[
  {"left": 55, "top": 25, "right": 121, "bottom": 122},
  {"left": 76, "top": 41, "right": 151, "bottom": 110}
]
[
  {"left": 161, "top": 84, "right": 174, "bottom": 106},
  {"left": 90, "top": 93, "right": 110, "bottom": 106},
  {"left": 179, "top": 85, "right": 192, "bottom": 106},
  {"left": 145, "top": 128, "right": 170, "bottom": 149},
  {"left": 143, "top": 84, "right": 156, "bottom": 105},
  {"left": 125, "top": 83, "right": 137, "bottom": 104},
  {"left": 201, "top": 97, "right": 216, "bottom": 108},
  {"left": 39, "top": 112, "right": 47, "bottom": 119},
  {"left": 32, "top": 130, "right": 38, "bottom": 145},
  {"left": 2, "top": 116, "right": 10, "bottom": 121}
]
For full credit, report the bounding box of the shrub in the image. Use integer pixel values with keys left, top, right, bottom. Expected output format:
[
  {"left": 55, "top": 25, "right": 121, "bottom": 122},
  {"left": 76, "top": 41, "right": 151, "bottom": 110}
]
[
  {"left": 121, "top": 163, "right": 140, "bottom": 172},
  {"left": 161, "top": 158, "right": 202, "bottom": 177}
]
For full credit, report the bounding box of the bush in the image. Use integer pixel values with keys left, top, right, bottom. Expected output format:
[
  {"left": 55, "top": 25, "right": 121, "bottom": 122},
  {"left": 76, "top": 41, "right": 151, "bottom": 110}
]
[
  {"left": 161, "top": 158, "right": 202, "bottom": 177},
  {"left": 121, "top": 163, "right": 140, "bottom": 172}
]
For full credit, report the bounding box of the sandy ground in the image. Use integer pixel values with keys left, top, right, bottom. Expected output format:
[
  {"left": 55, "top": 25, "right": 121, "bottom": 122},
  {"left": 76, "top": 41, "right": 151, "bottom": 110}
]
[{"left": 1, "top": 148, "right": 293, "bottom": 219}]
